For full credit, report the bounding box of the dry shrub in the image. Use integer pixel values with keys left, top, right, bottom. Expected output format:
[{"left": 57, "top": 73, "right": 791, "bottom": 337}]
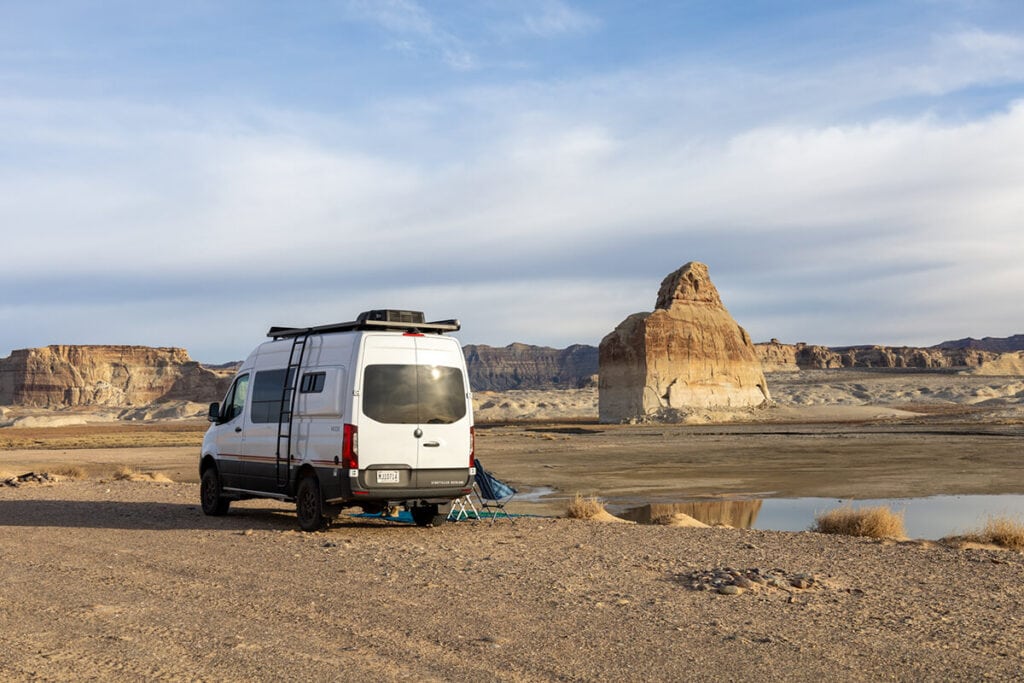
[
  {"left": 112, "top": 465, "right": 138, "bottom": 481},
  {"left": 111, "top": 465, "right": 173, "bottom": 483},
  {"left": 953, "top": 516, "right": 1024, "bottom": 551},
  {"left": 48, "top": 465, "right": 87, "bottom": 480},
  {"left": 566, "top": 493, "right": 605, "bottom": 519},
  {"left": 812, "top": 504, "right": 905, "bottom": 539},
  {"left": 982, "top": 517, "right": 1024, "bottom": 551}
]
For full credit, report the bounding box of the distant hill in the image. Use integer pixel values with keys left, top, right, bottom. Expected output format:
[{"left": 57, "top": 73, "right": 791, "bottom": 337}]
[
  {"left": 462, "top": 343, "right": 598, "bottom": 392},
  {"left": 932, "top": 335, "right": 1024, "bottom": 353},
  {"left": 0, "top": 345, "right": 233, "bottom": 408}
]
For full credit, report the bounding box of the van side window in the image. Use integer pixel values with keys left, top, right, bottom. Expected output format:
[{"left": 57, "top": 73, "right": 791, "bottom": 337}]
[
  {"left": 250, "top": 368, "right": 296, "bottom": 424},
  {"left": 222, "top": 373, "right": 250, "bottom": 423},
  {"left": 300, "top": 372, "right": 326, "bottom": 393},
  {"left": 362, "top": 364, "right": 466, "bottom": 424}
]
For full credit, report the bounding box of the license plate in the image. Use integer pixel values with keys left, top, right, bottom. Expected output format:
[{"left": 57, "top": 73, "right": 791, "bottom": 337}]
[{"left": 376, "top": 470, "right": 400, "bottom": 484}]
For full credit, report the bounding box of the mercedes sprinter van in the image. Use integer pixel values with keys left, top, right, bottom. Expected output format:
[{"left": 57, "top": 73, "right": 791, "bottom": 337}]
[{"left": 199, "top": 310, "right": 475, "bottom": 530}]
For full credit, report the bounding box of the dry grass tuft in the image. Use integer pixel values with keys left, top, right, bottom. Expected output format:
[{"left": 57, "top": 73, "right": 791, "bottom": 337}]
[
  {"left": 566, "top": 493, "right": 606, "bottom": 519},
  {"left": 812, "top": 504, "right": 906, "bottom": 539},
  {"left": 949, "top": 516, "right": 1024, "bottom": 551},
  {"left": 112, "top": 465, "right": 139, "bottom": 481},
  {"left": 110, "top": 465, "right": 173, "bottom": 483},
  {"left": 48, "top": 465, "right": 87, "bottom": 480},
  {"left": 982, "top": 517, "right": 1024, "bottom": 551}
]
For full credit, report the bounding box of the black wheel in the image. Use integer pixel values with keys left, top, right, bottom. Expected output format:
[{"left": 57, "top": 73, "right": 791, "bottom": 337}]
[
  {"left": 200, "top": 467, "right": 230, "bottom": 516},
  {"left": 411, "top": 504, "right": 446, "bottom": 527},
  {"left": 296, "top": 474, "right": 325, "bottom": 532}
]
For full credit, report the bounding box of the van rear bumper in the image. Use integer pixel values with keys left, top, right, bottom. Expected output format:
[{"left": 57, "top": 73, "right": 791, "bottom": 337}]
[{"left": 322, "top": 466, "right": 474, "bottom": 504}]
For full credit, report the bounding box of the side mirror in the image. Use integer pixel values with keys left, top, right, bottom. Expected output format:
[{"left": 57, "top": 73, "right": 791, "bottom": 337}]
[{"left": 208, "top": 402, "right": 220, "bottom": 423}]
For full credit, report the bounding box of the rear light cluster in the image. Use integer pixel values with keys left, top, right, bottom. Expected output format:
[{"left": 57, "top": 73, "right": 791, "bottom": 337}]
[
  {"left": 342, "top": 423, "right": 358, "bottom": 469},
  {"left": 469, "top": 426, "right": 475, "bottom": 468}
]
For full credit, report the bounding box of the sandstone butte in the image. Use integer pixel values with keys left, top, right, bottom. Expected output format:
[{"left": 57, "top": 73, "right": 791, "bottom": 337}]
[
  {"left": 599, "top": 262, "right": 770, "bottom": 423},
  {"left": 0, "top": 345, "right": 231, "bottom": 408}
]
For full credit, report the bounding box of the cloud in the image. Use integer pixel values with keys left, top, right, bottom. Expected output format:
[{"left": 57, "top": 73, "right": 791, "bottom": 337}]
[
  {"left": 521, "top": 1, "right": 600, "bottom": 38},
  {"left": 885, "top": 28, "right": 1024, "bottom": 96},
  {"left": 3, "top": 88, "right": 1023, "bottom": 356},
  {"left": 344, "top": 0, "right": 477, "bottom": 70}
]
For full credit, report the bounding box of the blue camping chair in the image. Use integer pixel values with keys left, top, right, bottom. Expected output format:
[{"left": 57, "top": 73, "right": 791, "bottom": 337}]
[{"left": 472, "top": 459, "right": 516, "bottom": 524}]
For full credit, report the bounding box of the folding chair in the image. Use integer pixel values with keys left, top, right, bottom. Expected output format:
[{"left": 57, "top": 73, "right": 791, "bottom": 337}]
[
  {"left": 472, "top": 459, "right": 517, "bottom": 524},
  {"left": 447, "top": 494, "right": 479, "bottom": 521}
]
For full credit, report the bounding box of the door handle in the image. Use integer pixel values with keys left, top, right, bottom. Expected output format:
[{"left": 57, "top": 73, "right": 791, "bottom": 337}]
[
  {"left": 234, "top": 427, "right": 242, "bottom": 433},
  {"left": 422, "top": 441, "right": 440, "bottom": 448}
]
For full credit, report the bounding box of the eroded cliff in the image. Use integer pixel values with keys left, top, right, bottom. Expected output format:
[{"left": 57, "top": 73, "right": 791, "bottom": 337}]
[{"left": 0, "top": 345, "right": 232, "bottom": 408}]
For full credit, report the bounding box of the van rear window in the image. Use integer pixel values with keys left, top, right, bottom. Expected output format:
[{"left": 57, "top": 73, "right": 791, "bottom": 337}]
[{"left": 362, "top": 365, "right": 467, "bottom": 424}]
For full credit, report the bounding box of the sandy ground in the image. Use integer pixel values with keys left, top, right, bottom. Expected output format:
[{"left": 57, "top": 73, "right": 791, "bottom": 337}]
[
  {"left": 2, "top": 368, "right": 1023, "bottom": 680},
  {"left": 2, "top": 479, "right": 1023, "bottom": 681}
]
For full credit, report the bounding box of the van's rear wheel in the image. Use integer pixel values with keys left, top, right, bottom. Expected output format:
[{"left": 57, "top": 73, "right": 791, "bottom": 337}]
[
  {"left": 296, "top": 474, "right": 325, "bottom": 532},
  {"left": 411, "top": 504, "right": 446, "bottom": 527},
  {"left": 200, "top": 467, "right": 231, "bottom": 516}
]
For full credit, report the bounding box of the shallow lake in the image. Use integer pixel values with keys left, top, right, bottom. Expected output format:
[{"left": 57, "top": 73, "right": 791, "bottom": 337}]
[{"left": 610, "top": 494, "right": 1024, "bottom": 540}]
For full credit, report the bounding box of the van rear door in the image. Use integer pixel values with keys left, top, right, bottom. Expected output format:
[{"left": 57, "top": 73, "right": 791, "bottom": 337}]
[
  {"left": 358, "top": 335, "right": 421, "bottom": 474},
  {"left": 358, "top": 334, "right": 471, "bottom": 475},
  {"left": 412, "top": 335, "right": 471, "bottom": 470}
]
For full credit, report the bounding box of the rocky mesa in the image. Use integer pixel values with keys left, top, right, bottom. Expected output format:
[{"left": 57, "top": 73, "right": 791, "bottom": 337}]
[
  {"left": 754, "top": 340, "right": 1003, "bottom": 372},
  {"left": 0, "top": 345, "right": 232, "bottom": 408},
  {"left": 462, "top": 343, "right": 597, "bottom": 391}
]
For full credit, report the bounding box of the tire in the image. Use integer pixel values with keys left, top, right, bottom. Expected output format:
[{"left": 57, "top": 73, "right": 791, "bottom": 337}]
[
  {"left": 200, "top": 467, "right": 230, "bottom": 516},
  {"left": 296, "top": 474, "right": 325, "bottom": 532},
  {"left": 411, "top": 504, "right": 446, "bottom": 527}
]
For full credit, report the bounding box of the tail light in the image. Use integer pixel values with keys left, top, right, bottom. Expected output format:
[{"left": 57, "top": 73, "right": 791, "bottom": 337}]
[
  {"left": 469, "top": 426, "right": 475, "bottom": 468},
  {"left": 342, "top": 423, "right": 358, "bottom": 469}
]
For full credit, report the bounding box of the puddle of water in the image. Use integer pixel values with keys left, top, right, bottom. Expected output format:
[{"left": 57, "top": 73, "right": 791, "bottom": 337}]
[
  {"left": 515, "top": 486, "right": 558, "bottom": 502},
  {"left": 613, "top": 494, "right": 1024, "bottom": 540}
]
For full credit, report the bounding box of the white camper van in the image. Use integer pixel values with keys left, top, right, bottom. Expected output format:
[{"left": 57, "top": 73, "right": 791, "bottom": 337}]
[{"left": 199, "top": 310, "right": 475, "bottom": 530}]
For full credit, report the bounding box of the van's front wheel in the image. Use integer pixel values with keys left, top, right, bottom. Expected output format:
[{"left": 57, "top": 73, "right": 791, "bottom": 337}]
[
  {"left": 411, "top": 504, "right": 447, "bottom": 527},
  {"left": 296, "top": 474, "right": 326, "bottom": 532},
  {"left": 200, "top": 467, "right": 230, "bottom": 516}
]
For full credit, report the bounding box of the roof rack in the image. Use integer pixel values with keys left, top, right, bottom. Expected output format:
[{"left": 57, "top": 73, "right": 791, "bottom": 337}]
[{"left": 267, "top": 310, "right": 460, "bottom": 339}]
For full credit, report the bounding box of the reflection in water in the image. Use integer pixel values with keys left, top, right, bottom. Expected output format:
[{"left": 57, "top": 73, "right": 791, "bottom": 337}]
[
  {"left": 610, "top": 495, "right": 1024, "bottom": 539},
  {"left": 620, "top": 499, "right": 763, "bottom": 528}
]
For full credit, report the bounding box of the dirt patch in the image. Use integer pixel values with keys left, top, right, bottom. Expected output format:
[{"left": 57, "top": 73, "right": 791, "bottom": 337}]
[
  {"left": 1, "top": 480, "right": 1022, "bottom": 680},
  {"left": 0, "top": 420, "right": 208, "bottom": 450}
]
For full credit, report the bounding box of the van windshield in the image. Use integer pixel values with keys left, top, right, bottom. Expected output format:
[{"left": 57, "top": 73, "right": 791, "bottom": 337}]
[{"left": 362, "top": 364, "right": 467, "bottom": 424}]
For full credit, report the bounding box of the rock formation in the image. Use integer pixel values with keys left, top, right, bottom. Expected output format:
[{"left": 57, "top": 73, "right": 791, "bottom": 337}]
[
  {"left": 598, "top": 262, "right": 770, "bottom": 422},
  {"left": 934, "top": 334, "right": 1024, "bottom": 353},
  {"left": 0, "top": 345, "right": 232, "bottom": 408},
  {"left": 754, "top": 341, "right": 1001, "bottom": 371},
  {"left": 462, "top": 343, "right": 598, "bottom": 391}
]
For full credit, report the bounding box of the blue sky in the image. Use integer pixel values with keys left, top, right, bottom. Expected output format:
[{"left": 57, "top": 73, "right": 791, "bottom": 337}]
[{"left": 2, "top": 1, "right": 1023, "bottom": 362}]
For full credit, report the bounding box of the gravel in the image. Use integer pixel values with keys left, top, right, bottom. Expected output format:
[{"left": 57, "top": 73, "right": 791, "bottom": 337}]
[{"left": 2, "top": 479, "right": 1023, "bottom": 681}]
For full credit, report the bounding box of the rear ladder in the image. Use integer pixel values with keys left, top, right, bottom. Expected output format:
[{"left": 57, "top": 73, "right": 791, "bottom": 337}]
[{"left": 275, "top": 332, "right": 309, "bottom": 489}]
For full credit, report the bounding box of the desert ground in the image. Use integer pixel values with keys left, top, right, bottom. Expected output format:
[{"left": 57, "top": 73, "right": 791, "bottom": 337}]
[{"left": 2, "top": 368, "right": 1024, "bottom": 680}]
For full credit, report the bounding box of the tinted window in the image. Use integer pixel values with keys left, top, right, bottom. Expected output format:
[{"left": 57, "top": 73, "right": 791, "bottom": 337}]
[
  {"left": 222, "top": 373, "right": 249, "bottom": 423},
  {"left": 250, "top": 368, "right": 295, "bottom": 424},
  {"left": 362, "top": 365, "right": 466, "bottom": 424},
  {"left": 300, "top": 372, "right": 326, "bottom": 393}
]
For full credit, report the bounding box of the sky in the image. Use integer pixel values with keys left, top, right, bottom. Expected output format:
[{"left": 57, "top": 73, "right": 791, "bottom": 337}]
[{"left": 2, "top": 1, "right": 1023, "bottom": 363}]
